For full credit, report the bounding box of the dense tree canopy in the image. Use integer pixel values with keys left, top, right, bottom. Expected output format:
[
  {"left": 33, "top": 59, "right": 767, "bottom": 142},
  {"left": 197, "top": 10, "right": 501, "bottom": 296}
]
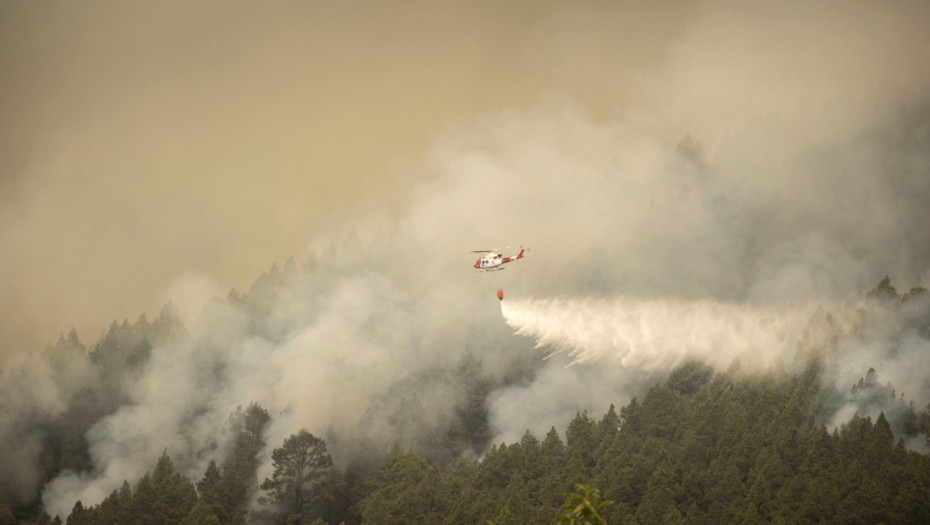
[
  {"left": 4, "top": 273, "right": 929, "bottom": 525},
  {"left": 24, "top": 358, "right": 930, "bottom": 525}
]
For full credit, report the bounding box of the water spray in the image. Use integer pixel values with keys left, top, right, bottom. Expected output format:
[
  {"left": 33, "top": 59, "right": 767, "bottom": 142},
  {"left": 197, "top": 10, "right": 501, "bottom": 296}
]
[{"left": 500, "top": 296, "right": 821, "bottom": 372}]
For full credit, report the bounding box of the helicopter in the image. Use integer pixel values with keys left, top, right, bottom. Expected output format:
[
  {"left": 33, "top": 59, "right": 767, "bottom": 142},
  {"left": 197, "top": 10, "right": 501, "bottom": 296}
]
[{"left": 472, "top": 245, "right": 526, "bottom": 271}]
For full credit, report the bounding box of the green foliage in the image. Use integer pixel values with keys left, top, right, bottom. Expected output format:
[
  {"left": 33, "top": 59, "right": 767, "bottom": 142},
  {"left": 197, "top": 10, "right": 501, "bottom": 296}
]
[
  {"left": 27, "top": 510, "right": 56, "bottom": 525},
  {"left": 64, "top": 501, "right": 86, "bottom": 525},
  {"left": 52, "top": 359, "right": 930, "bottom": 525},
  {"left": 260, "top": 429, "right": 333, "bottom": 523},
  {"left": 557, "top": 484, "right": 612, "bottom": 525},
  {"left": 666, "top": 361, "right": 714, "bottom": 397},
  {"left": 47, "top": 355, "right": 930, "bottom": 525},
  {"left": 127, "top": 451, "right": 198, "bottom": 524},
  {"left": 444, "top": 354, "right": 495, "bottom": 460},
  {"left": 179, "top": 500, "right": 219, "bottom": 525},
  {"left": 356, "top": 452, "right": 444, "bottom": 525},
  {"left": 452, "top": 360, "right": 930, "bottom": 525},
  {"left": 195, "top": 460, "right": 220, "bottom": 505},
  {"left": 48, "top": 405, "right": 272, "bottom": 525},
  {"left": 2, "top": 306, "right": 185, "bottom": 514},
  {"left": 209, "top": 403, "right": 271, "bottom": 522}
]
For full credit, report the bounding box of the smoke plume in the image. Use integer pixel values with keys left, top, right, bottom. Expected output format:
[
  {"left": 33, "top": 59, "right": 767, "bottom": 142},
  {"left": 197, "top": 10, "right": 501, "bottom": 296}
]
[{"left": 0, "top": 0, "right": 928, "bottom": 518}]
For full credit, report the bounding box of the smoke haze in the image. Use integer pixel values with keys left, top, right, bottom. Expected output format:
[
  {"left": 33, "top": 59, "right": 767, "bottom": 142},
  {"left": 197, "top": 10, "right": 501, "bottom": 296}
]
[
  {"left": 0, "top": 0, "right": 694, "bottom": 361},
  {"left": 1, "top": 0, "right": 930, "bottom": 518}
]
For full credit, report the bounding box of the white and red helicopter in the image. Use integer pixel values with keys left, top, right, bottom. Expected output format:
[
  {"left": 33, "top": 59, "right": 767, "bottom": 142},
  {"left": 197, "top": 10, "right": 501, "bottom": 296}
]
[{"left": 472, "top": 245, "right": 526, "bottom": 272}]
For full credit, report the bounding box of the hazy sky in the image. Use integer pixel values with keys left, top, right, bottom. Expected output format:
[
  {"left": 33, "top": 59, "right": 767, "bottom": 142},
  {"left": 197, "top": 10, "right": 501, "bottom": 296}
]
[
  {"left": 0, "top": 0, "right": 695, "bottom": 362},
  {"left": 3, "top": 0, "right": 930, "bottom": 367},
  {"left": 4, "top": 1, "right": 930, "bottom": 513}
]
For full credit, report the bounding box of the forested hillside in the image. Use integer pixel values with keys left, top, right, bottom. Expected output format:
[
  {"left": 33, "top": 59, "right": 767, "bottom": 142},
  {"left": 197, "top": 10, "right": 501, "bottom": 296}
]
[
  {"left": 15, "top": 360, "right": 930, "bottom": 524},
  {"left": 2, "top": 270, "right": 929, "bottom": 524}
]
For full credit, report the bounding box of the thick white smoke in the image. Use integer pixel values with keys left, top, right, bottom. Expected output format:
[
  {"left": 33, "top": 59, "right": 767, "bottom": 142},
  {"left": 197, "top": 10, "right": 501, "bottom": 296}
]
[
  {"left": 38, "top": 267, "right": 484, "bottom": 519},
  {"left": 7, "top": 0, "right": 929, "bottom": 516}
]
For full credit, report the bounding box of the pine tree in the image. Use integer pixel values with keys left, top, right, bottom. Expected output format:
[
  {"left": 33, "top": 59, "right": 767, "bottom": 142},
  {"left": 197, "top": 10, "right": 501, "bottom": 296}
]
[
  {"left": 214, "top": 403, "right": 270, "bottom": 522},
  {"left": 564, "top": 412, "right": 597, "bottom": 482},
  {"left": 634, "top": 461, "right": 679, "bottom": 524},
  {"left": 64, "top": 501, "right": 86, "bottom": 525},
  {"left": 260, "top": 430, "right": 333, "bottom": 523},
  {"left": 356, "top": 452, "right": 442, "bottom": 525},
  {"left": 196, "top": 460, "right": 221, "bottom": 512},
  {"left": 179, "top": 500, "right": 219, "bottom": 525}
]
